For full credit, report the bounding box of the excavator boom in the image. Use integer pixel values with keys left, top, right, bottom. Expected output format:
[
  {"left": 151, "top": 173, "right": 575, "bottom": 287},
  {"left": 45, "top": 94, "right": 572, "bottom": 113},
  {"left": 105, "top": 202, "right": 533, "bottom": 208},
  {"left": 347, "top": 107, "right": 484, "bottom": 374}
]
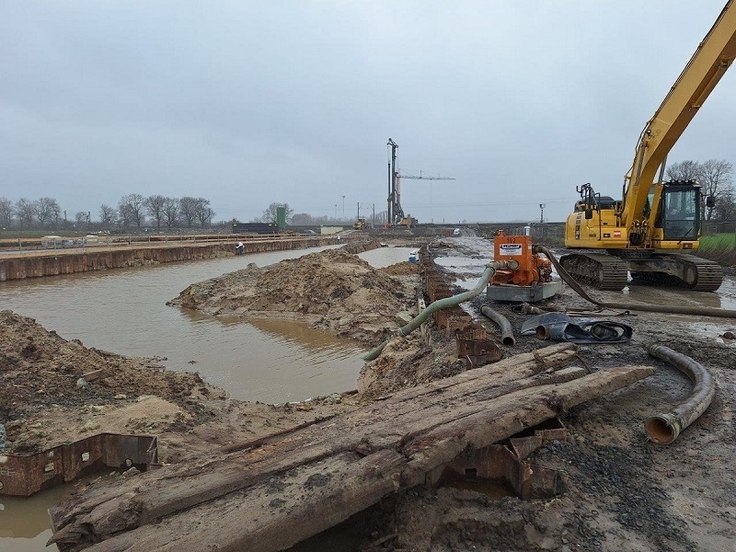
[{"left": 624, "top": 1, "right": 736, "bottom": 224}]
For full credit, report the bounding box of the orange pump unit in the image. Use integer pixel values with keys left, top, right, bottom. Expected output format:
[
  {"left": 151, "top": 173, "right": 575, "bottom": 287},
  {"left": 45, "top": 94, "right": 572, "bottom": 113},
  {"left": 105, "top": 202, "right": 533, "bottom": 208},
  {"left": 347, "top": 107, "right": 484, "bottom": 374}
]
[{"left": 491, "top": 230, "right": 553, "bottom": 287}]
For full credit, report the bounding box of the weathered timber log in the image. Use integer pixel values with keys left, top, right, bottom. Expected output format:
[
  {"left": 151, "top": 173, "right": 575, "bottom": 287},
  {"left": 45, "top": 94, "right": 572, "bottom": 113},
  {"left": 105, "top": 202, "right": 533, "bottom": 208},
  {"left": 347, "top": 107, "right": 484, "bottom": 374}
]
[
  {"left": 58, "top": 450, "right": 405, "bottom": 552},
  {"left": 50, "top": 344, "right": 580, "bottom": 542},
  {"left": 49, "top": 345, "right": 653, "bottom": 552},
  {"left": 50, "top": 344, "right": 578, "bottom": 537}
]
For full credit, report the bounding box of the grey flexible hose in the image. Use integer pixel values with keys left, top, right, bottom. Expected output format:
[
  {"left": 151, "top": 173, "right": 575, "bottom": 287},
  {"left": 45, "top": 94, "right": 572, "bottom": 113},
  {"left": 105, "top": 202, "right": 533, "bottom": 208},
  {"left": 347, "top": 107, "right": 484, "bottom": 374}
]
[
  {"left": 480, "top": 305, "right": 516, "bottom": 346},
  {"left": 645, "top": 344, "right": 715, "bottom": 444}
]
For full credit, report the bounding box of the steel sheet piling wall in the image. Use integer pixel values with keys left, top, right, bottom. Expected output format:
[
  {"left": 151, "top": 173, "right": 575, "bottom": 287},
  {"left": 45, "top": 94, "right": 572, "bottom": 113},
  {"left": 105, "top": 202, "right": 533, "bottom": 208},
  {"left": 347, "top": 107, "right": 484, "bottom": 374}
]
[
  {"left": 0, "top": 433, "right": 158, "bottom": 497},
  {"left": 0, "top": 236, "right": 339, "bottom": 281}
]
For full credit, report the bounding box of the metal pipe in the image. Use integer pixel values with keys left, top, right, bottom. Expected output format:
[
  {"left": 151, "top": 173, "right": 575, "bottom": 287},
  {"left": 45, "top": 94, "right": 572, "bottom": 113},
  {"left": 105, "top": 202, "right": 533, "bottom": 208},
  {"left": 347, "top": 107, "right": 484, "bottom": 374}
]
[
  {"left": 362, "top": 259, "right": 519, "bottom": 361},
  {"left": 645, "top": 344, "right": 715, "bottom": 444},
  {"left": 480, "top": 305, "right": 516, "bottom": 346}
]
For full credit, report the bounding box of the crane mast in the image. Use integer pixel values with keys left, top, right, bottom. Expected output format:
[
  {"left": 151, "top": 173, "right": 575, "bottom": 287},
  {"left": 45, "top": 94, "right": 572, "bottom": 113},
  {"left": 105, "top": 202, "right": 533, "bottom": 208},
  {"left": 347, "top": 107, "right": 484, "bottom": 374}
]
[{"left": 386, "top": 138, "right": 455, "bottom": 226}]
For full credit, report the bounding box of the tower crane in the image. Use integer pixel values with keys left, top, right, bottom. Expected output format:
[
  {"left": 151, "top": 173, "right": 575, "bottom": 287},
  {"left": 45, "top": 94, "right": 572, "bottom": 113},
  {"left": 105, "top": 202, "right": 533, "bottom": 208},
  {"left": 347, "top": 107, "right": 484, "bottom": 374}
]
[{"left": 386, "top": 138, "right": 456, "bottom": 227}]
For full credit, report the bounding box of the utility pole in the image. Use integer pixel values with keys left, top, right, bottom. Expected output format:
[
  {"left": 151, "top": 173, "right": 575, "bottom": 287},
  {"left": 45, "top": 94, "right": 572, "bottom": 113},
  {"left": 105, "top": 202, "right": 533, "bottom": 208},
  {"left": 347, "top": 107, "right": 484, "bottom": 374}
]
[
  {"left": 342, "top": 195, "right": 345, "bottom": 219},
  {"left": 387, "top": 138, "right": 399, "bottom": 225}
]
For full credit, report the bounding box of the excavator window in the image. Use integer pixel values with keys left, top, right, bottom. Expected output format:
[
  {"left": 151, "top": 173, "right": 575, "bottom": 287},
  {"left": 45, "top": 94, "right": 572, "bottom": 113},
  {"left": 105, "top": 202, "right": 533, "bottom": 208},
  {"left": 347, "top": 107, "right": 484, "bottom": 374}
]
[{"left": 662, "top": 185, "right": 699, "bottom": 241}]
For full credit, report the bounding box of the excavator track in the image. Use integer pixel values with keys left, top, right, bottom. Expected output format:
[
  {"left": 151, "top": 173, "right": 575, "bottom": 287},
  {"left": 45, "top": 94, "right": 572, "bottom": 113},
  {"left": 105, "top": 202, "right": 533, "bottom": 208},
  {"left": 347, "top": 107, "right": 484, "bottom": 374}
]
[
  {"left": 559, "top": 252, "right": 629, "bottom": 291},
  {"left": 628, "top": 253, "right": 724, "bottom": 291}
]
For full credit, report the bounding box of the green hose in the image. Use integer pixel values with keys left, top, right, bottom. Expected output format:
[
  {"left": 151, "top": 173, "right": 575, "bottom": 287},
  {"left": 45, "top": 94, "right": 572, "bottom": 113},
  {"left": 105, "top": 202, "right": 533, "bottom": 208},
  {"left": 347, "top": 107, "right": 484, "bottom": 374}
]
[{"left": 362, "top": 260, "right": 517, "bottom": 361}]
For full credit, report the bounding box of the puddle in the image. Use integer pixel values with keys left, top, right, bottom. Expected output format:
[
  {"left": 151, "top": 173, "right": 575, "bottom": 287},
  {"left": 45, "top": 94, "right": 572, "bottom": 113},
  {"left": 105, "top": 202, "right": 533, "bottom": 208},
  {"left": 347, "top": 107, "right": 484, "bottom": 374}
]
[
  {"left": 358, "top": 246, "right": 417, "bottom": 268},
  {"left": 0, "top": 484, "right": 75, "bottom": 551}
]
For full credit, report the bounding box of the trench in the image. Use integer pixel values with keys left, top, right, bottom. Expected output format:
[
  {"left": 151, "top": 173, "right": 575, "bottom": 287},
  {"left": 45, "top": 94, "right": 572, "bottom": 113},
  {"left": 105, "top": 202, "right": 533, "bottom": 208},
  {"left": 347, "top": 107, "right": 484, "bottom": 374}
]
[
  {"left": 0, "top": 244, "right": 417, "bottom": 551},
  {"left": 0, "top": 246, "right": 372, "bottom": 404}
]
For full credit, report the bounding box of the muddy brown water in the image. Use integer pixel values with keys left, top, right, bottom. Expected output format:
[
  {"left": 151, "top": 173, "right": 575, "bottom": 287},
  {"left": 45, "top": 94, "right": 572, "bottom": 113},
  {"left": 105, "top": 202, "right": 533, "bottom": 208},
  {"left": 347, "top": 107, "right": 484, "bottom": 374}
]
[{"left": 0, "top": 244, "right": 417, "bottom": 552}]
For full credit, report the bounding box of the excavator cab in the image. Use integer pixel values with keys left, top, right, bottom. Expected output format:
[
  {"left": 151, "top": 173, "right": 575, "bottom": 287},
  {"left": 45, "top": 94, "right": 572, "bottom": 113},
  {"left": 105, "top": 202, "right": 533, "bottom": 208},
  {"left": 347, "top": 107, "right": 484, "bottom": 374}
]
[{"left": 655, "top": 181, "right": 702, "bottom": 242}]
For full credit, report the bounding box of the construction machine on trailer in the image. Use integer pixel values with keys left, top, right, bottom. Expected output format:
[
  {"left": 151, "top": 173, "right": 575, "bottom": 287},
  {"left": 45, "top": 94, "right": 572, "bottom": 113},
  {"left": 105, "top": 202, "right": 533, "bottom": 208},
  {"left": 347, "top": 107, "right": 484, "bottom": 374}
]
[{"left": 561, "top": 1, "right": 736, "bottom": 291}]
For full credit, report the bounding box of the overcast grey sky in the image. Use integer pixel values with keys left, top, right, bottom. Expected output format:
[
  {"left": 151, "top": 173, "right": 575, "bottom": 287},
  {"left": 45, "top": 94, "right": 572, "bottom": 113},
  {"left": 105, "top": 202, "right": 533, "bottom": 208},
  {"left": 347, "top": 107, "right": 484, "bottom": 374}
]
[{"left": 2, "top": 1, "right": 734, "bottom": 225}]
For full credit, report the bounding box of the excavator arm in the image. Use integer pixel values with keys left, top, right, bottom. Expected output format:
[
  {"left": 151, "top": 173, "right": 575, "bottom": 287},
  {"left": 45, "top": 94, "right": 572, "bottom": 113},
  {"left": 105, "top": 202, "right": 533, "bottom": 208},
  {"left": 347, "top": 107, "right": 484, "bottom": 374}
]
[{"left": 622, "top": 0, "right": 736, "bottom": 226}]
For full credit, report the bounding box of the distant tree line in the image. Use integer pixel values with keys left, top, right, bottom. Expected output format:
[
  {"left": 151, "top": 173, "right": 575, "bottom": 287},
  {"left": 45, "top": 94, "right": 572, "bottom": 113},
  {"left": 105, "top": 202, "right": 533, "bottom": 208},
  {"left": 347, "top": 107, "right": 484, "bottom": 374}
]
[
  {"left": 0, "top": 194, "right": 215, "bottom": 232},
  {"left": 666, "top": 159, "right": 734, "bottom": 223}
]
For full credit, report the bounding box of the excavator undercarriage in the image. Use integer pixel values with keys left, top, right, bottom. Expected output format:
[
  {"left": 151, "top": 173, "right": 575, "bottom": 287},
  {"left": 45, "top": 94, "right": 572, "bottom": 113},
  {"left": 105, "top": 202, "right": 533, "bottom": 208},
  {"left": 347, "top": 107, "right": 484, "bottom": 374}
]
[{"left": 559, "top": 251, "right": 723, "bottom": 291}]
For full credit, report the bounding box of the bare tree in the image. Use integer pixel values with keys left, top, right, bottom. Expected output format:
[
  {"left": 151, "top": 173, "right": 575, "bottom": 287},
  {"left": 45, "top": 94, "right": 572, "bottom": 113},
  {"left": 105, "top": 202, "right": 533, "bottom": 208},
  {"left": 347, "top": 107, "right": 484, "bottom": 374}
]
[
  {"left": 665, "top": 160, "right": 701, "bottom": 181},
  {"left": 163, "top": 197, "right": 180, "bottom": 228},
  {"left": 34, "top": 197, "right": 61, "bottom": 228},
  {"left": 99, "top": 204, "right": 116, "bottom": 227},
  {"left": 75, "top": 211, "right": 90, "bottom": 231},
  {"left": 179, "top": 196, "right": 199, "bottom": 228},
  {"left": 699, "top": 159, "right": 734, "bottom": 220},
  {"left": 714, "top": 187, "right": 735, "bottom": 223},
  {"left": 15, "top": 198, "right": 35, "bottom": 228},
  {"left": 118, "top": 194, "right": 146, "bottom": 228},
  {"left": 117, "top": 203, "right": 135, "bottom": 228},
  {"left": 260, "top": 202, "right": 293, "bottom": 224},
  {"left": 144, "top": 195, "right": 167, "bottom": 229},
  {"left": 0, "top": 197, "right": 13, "bottom": 229},
  {"left": 194, "top": 198, "right": 214, "bottom": 227}
]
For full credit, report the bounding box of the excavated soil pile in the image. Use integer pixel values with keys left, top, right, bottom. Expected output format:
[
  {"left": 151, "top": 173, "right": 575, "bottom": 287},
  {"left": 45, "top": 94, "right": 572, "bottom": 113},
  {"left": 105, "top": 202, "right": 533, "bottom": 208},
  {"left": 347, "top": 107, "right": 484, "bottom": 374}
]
[
  {"left": 0, "top": 310, "right": 209, "bottom": 454},
  {"left": 0, "top": 309, "right": 359, "bottom": 460},
  {"left": 0, "top": 310, "right": 203, "bottom": 418},
  {"left": 168, "top": 248, "right": 420, "bottom": 346}
]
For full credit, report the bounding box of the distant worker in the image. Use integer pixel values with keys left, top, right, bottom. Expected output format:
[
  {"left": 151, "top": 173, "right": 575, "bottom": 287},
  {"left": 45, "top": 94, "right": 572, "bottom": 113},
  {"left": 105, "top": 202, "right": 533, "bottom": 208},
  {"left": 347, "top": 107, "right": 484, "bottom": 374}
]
[{"left": 236, "top": 241, "right": 244, "bottom": 255}]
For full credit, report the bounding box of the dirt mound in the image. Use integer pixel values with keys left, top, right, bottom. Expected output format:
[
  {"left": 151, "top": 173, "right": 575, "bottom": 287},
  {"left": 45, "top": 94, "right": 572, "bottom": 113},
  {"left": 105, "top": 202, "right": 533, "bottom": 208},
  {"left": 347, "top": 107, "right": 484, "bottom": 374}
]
[
  {"left": 0, "top": 310, "right": 205, "bottom": 453},
  {"left": 380, "top": 260, "right": 420, "bottom": 276},
  {"left": 341, "top": 239, "right": 384, "bottom": 254},
  {"left": 356, "top": 332, "right": 463, "bottom": 398},
  {"left": 169, "top": 248, "right": 420, "bottom": 345}
]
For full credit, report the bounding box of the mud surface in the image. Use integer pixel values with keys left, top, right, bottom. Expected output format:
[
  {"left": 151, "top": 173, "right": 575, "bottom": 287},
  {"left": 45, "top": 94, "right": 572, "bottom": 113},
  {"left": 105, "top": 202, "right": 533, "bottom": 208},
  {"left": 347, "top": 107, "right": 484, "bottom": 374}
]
[
  {"left": 3, "top": 236, "right": 736, "bottom": 551},
  {"left": 365, "top": 236, "right": 736, "bottom": 552}
]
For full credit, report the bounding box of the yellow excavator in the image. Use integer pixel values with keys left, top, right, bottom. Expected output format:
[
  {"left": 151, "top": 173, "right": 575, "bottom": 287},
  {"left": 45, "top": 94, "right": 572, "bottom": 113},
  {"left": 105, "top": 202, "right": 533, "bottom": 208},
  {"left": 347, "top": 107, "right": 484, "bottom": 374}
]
[{"left": 562, "top": 1, "right": 736, "bottom": 291}]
